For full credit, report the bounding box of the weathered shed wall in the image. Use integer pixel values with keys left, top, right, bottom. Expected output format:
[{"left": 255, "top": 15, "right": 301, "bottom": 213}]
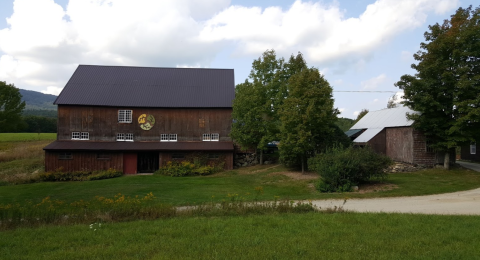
[
  {"left": 412, "top": 129, "right": 436, "bottom": 166},
  {"left": 57, "top": 105, "right": 232, "bottom": 142},
  {"left": 45, "top": 151, "right": 123, "bottom": 172},
  {"left": 367, "top": 129, "right": 386, "bottom": 155},
  {"left": 386, "top": 127, "right": 413, "bottom": 164}
]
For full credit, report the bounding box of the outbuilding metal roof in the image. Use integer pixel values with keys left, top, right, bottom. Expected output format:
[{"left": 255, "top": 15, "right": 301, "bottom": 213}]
[
  {"left": 54, "top": 65, "right": 235, "bottom": 108},
  {"left": 350, "top": 106, "right": 418, "bottom": 143},
  {"left": 350, "top": 106, "right": 417, "bottom": 129},
  {"left": 43, "top": 141, "right": 234, "bottom": 151}
]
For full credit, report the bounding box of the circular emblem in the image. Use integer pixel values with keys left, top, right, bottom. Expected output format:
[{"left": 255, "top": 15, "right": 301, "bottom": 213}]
[{"left": 138, "top": 114, "right": 155, "bottom": 130}]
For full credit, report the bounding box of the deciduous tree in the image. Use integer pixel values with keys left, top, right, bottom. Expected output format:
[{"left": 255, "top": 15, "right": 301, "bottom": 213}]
[
  {"left": 395, "top": 6, "right": 480, "bottom": 169},
  {"left": 0, "top": 81, "right": 26, "bottom": 133},
  {"left": 279, "top": 67, "right": 338, "bottom": 173}
]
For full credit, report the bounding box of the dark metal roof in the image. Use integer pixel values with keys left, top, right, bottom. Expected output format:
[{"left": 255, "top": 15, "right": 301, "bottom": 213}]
[
  {"left": 54, "top": 65, "right": 235, "bottom": 108},
  {"left": 43, "top": 141, "right": 234, "bottom": 151},
  {"left": 345, "top": 129, "right": 363, "bottom": 138}
]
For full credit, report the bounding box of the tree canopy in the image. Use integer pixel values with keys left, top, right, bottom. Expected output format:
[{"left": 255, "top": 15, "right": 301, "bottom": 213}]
[
  {"left": 395, "top": 5, "right": 480, "bottom": 169},
  {"left": 232, "top": 50, "right": 343, "bottom": 170},
  {"left": 0, "top": 81, "right": 26, "bottom": 133}
]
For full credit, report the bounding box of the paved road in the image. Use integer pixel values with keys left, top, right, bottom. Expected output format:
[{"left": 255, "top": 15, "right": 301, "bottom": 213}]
[
  {"left": 457, "top": 160, "right": 480, "bottom": 172},
  {"left": 310, "top": 162, "right": 480, "bottom": 215}
]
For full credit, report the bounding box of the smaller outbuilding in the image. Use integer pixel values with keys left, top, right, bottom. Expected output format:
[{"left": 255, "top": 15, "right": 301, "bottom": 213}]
[
  {"left": 461, "top": 142, "right": 478, "bottom": 162},
  {"left": 347, "top": 106, "right": 450, "bottom": 167}
]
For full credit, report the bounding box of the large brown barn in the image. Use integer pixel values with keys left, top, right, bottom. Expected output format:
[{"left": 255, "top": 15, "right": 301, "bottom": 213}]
[
  {"left": 44, "top": 65, "right": 235, "bottom": 174},
  {"left": 347, "top": 106, "right": 453, "bottom": 166}
]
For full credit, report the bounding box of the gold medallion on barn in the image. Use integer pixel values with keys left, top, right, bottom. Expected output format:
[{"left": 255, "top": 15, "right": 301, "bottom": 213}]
[{"left": 138, "top": 114, "right": 155, "bottom": 130}]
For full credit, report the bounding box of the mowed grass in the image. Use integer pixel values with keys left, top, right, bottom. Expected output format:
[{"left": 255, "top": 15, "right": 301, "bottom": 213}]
[
  {"left": 0, "top": 133, "right": 56, "bottom": 142},
  {"left": 1, "top": 164, "right": 479, "bottom": 206},
  {"left": 1, "top": 212, "right": 480, "bottom": 259}
]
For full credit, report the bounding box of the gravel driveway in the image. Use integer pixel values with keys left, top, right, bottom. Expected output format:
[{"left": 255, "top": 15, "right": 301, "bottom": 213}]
[{"left": 311, "top": 162, "right": 480, "bottom": 215}]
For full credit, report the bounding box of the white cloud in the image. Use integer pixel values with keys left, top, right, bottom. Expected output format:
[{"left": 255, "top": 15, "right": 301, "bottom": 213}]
[
  {"left": 42, "top": 86, "right": 62, "bottom": 95},
  {"left": 388, "top": 91, "right": 405, "bottom": 104},
  {"left": 361, "top": 74, "right": 387, "bottom": 90},
  {"left": 0, "top": 0, "right": 229, "bottom": 92},
  {"left": 353, "top": 111, "right": 360, "bottom": 116},
  {"left": 0, "top": 0, "right": 459, "bottom": 93},
  {"left": 200, "top": 0, "right": 458, "bottom": 67}
]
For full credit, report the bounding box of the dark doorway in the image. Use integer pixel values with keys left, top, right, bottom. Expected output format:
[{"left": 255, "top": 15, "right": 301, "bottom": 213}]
[{"left": 137, "top": 152, "right": 159, "bottom": 173}]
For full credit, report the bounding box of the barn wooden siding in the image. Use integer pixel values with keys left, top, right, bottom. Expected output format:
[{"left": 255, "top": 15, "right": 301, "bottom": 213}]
[
  {"left": 45, "top": 151, "right": 233, "bottom": 173},
  {"left": 57, "top": 106, "right": 232, "bottom": 142},
  {"left": 45, "top": 151, "right": 123, "bottom": 172}
]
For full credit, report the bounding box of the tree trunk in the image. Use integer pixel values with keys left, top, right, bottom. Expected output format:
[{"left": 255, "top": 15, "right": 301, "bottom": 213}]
[
  {"left": 301, "top": 155, "right": 305, "bottom": 174},
  {"left": 260, "top": 149, "right": 263, "bottom": 165},
  {"left": 444, "top": 151, "right": 450, "bottom": 170}
]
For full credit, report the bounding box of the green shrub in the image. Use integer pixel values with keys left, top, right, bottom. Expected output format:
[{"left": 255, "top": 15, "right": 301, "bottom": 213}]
[
  {"left": 308, "top": 146, "right": 393, "bottom": 192},
  {"left": 155, "top": 161, "right": 218, "bottom": 177},
  {"left": 38, "top": 168, "right": 122, "bottom": 182}
]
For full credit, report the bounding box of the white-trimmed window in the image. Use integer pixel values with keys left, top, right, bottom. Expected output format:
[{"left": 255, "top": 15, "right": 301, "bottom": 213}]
[
  {"left": 117, "top": 133, "right": 133, "bottom": 142},
  {"left": 161, "top": 134, "right": 169, "bottom": 142},
  {"left": 161, "top": 134, "right": 177, "bottom": 142},
  {"left": 59, "top": 152, "right": 72, "bottom": 160},
  {"left": 117, "top": 133, "right": 125, "bottom": 141},
  {"left": 72, "top": 132, "right": 80, "bottom": 140},
  {"left": 118, "top": 110, "right": 132, "bottom": 123},
  {"left": 80, "top": 132, "right": 89, "bottom": 140},
  {"left": 471, "top": 143, "right": 477, "bottom": 154},
  {"left": 203, "top": 134, "right": 211, "bottom": 141},
  {"left": 211, "top": 133, "right": 219, "bottom": 141}
]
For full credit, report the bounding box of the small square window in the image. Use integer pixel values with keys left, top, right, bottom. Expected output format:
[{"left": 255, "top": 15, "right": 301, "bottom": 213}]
[
  {"left": 72, "top": 132, "right": 80, "bottom": 140},
  {"left": 117, "top": 133, "right": 125, "bottom": 141},
  {"left": 59, "top": 152, "right": 72, "bottom": 160},
  {"left": 161, "top": 134, "right": 169, "bottom": 142},
  {"left": 203, "top": 134, "right": 211, "bottom": 141},
  {"left": 169, "top": 134, "right": 177, "bottom": 142},
  {"left": 125, "top": 133, "right": 134, "bottom": 142},
  {"left": 471, "top": 143, "right": 477, "bottom": 155},
  {"left": 80, "top": 132, "right": 89, "bottom": 140},
  {"left": 211, "top": 133, "right": 219, "bottom": 141},
  {"left": 118, "top": 110, "right": 132, "bottom": 123}
]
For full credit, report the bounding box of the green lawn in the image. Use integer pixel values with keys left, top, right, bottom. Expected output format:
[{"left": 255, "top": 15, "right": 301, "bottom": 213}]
[
  {"left": 0, "top": 133, "right": 56, "bottom": 142},
  {"left": 1, "top": 164, "right": 479, "bottom": 206},
  {"left": 1, "top": 212, "right": 479, "bottom": 259}
]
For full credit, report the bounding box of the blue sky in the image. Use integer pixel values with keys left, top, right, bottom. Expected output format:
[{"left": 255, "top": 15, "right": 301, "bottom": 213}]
[{"left": 0, "top": 0, "right": 476, "bottom": 119}]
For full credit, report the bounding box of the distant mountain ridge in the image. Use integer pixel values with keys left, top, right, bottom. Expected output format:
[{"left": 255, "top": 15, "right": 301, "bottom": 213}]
[
  {"left": 19, "top": 89, "right": 57, "bottom": 111},
  {"left": 19, "top": 89, "right": 58, "bottom": 118}
]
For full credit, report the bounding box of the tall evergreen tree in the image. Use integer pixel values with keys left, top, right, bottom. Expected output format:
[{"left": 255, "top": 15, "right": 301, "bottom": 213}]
[{"left": 395, "top": 6, "right": 480, "bottom": 169}]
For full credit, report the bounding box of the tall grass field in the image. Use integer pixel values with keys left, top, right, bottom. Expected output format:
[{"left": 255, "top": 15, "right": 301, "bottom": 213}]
[{"left": 0, "top": 133, "right": 56, "bottom": 185}]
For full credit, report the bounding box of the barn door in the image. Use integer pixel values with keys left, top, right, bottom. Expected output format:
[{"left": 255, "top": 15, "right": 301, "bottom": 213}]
[
  {"left": 123, "top": 153, "right": 137, "bottom": 174},
  {"left": 137, "top": 152, "right": 159, "bottom": 173}
]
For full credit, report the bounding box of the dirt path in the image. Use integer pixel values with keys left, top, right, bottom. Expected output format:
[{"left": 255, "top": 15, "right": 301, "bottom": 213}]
[{"left": 310, "top": 188, "right": 480, "bottom": 215}]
